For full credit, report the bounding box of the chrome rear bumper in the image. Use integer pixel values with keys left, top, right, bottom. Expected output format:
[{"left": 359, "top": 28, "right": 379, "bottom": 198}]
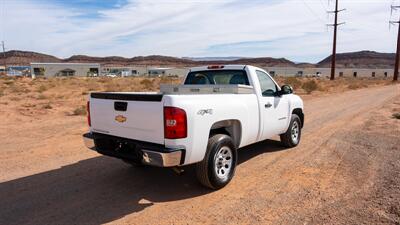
[{"left": 83, "top": 133, "right": 183, "bottom": 167}]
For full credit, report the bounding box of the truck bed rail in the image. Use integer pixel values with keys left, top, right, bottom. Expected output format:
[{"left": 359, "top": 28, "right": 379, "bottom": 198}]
[{"left": 160, "top": 84, "right": 254, "bottom": 95}]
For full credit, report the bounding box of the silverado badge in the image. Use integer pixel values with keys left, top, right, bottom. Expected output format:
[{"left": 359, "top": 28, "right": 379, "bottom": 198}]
[{"left": 115, "top": 115, "right": 127, "bottom": 123}]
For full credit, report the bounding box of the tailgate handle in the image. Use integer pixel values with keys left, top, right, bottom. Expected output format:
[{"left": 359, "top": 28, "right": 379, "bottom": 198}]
[{"left": 114, "top": 101, "right": 128, "bottom": 111}]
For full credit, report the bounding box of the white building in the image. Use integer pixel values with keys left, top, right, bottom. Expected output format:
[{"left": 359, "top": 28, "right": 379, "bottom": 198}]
[{"left": 30, "top": 63, "right": 101, "bottom": 78}]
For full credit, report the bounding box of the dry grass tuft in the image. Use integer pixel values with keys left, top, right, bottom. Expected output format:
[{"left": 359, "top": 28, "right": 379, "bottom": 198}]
[
  {"left": 36, "top": 85, "right": 48, "bottom": 93},
  {"left": 42, "top": 103, "right": 52, "bottom": 110},
  {"left": 302, "top": 80, "right": 319, "bottom": 94},
  {"left": 284, "top": 77, "right": 302, "bottom": 89},
  {"left": 72, "top": 105, "right": 87, "bottom": 116},
  {"left": 36, "top": 94, "right": 48, "bottom": 100},
  {"left": 3, "top": 80, "right": 14, "bottom": 85},
  {"left": 140, "top": 79, "right": 155, "bottom": 90}
]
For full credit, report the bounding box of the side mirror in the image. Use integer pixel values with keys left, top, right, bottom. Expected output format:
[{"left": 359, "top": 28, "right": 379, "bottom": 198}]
[{"left": 280, "top": 85, "right": 293, "bottom": 95}]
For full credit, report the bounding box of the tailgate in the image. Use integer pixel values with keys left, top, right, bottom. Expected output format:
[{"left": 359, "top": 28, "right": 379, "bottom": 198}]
[{"left": 89, "top": 92, "right": 165, "bottom": 144}]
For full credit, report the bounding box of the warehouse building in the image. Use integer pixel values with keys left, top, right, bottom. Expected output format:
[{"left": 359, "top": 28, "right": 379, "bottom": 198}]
[
  {"left": 101, "top": 66, "right": 146, "bottom": 76},
  {"left": 30, "top": 63, "right": 101, "bottom": 78},
  {"left": 148, "top": 67, "right": 188, "bottom": 77},
  {"left": 264, "top": 67, "right": 393, "bottom": 78}
]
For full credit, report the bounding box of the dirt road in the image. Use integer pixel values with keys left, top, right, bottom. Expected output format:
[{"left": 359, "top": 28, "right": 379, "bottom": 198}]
[{"left": 0, "top": 85, "right": 399, "bottom": 225}]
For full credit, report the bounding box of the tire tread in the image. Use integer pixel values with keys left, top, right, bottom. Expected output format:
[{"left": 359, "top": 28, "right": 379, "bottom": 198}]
[
  {"left": 280, "top": 114, "right": 301, "bottom": 148},
  {"left": 195, "top": 134, "right": 228, "bottom": 189}
]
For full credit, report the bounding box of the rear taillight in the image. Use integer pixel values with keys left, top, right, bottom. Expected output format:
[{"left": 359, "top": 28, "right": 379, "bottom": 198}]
[
  {"left": 87, "top": 101, "right": 91, "bottom": 127},
  {"left": 164, "top": 107, "right": 187, "bottom": 139}
]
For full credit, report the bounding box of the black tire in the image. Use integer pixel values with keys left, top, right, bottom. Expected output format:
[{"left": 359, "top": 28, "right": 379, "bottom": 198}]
[
  {"left": 280, "top": 114, "right": 302, "bottom": 148},
  {"left": 195, "top": 134, "right": 237, "bottom": 189}
]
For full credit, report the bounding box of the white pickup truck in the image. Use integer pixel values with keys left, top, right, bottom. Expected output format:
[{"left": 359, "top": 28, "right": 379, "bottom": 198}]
[{"left": 83, "top": 65, "right": 304, "bottom": 189}]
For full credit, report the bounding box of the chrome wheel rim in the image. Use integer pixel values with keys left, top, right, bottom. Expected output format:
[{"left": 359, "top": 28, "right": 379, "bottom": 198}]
[
  {"left": 291, "top": 121, "right": 299, "bottom": 143},
  {"left": 214, "top": 146, "right": 233, "bottom": 179}
]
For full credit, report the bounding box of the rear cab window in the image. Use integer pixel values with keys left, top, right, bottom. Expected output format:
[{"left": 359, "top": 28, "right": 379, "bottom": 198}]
[{"left": 184, "top": 70, "right": 250, "bottom": 85}]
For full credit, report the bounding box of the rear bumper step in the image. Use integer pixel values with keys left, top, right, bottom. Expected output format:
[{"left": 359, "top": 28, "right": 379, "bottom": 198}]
[{"left": 83, "top": 132, "right": 184, "bottom": 167}]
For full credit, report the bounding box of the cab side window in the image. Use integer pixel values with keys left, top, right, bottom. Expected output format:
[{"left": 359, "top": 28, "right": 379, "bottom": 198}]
[{"left": 256, "top": 71, "right": 277, "bottom": 96}]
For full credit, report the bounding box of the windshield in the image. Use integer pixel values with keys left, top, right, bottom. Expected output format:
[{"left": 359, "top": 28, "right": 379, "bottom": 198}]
[{"left": 184, "top": 70, "right": 250, "bottom": 85}]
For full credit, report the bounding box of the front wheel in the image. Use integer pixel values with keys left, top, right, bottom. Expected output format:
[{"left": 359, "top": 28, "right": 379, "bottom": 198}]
[
  {"left": 280, "top": 114, "right": 302, "bottom": 148},
  {"left": 196, "top": 134, "right": 237, "bottom": 189}
]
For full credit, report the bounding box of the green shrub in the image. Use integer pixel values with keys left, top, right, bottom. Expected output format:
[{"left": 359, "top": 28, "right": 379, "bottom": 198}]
[{"left": 302, "top": 80, "right": 318, "bottom": 94}]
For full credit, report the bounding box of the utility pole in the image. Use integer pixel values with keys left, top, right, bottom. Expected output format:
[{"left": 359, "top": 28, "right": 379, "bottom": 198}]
[
  {"left": 1, "top": 41, "right": 6, "bottom": 73},
  {"left": 390, "top": 5, "right": 400, "bottom": 82},
  {"left": 327, "top": 0, "right": 345, "bottom": 80}
]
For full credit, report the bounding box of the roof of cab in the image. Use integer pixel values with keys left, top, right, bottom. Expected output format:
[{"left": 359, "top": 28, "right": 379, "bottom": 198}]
[{"left": 189, "top": 65, "right": 247, "bottom": 72}]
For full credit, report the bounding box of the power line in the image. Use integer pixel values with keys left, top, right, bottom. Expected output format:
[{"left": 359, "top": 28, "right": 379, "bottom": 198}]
[
  {"left": 318, "top": 0, "right": 328, "bottom": 11},
  {"left": 301, "top": 0, "right": 326, "bottom": 24},
  {"left": 326, "top": 0, "right": 345, "bottom": 81},
  {"left": 390, "top": 5, "right": 400, "bottom": 81}
]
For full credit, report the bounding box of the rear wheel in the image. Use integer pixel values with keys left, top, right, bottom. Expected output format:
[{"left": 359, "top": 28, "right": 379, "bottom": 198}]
[
  {"left": 196, "top": 134, "right": 237, "bottom": 189},
  {"left": 280, "top": 114, "right": 302, "bottom": 148}
]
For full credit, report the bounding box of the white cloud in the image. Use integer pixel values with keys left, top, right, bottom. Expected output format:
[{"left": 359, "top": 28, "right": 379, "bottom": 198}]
[{"left": 0, "top": 0, "right": 396, "bottom": 62}]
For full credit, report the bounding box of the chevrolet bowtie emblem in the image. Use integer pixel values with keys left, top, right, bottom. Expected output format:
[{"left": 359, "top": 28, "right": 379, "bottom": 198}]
[{"left": 115, "top": 115, "right": 127, "bottom": 123}]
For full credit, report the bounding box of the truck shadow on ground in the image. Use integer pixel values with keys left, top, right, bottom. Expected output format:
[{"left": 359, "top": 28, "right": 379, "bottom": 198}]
[{"left": 0, "top": 139, "right": 286, "bottom": 225}]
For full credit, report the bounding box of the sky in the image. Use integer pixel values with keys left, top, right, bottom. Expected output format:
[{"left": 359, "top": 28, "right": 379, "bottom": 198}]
[{"left": 0, "top": 0, "right": 397, "bottom": 63}]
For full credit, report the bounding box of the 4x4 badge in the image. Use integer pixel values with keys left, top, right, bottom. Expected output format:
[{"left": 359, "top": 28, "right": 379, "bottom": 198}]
[{"left": 198, "top": 109, "right": 213, "bottom": 115}]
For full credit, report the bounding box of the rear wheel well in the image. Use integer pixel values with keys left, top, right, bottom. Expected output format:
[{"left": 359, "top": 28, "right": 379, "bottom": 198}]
[
  {"left": 209, "top": 120, "right": 242, "bottom": 148},
  {"left": 292, "top": 108, "right": 304, "bottom": 128}
]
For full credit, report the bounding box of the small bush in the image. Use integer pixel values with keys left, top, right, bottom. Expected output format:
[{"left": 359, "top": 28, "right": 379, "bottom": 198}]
[
  {"left": 284, "top": 77, "right": 302, "bottom": 89},
  {"left": 42, "top": 103, "right": 52, "bottom": 109},
  {"left": 22, "top": 103, "right": 35, "bottom": 108},
  {"left": 3, "top": 80, "right": 14, "bottom": 85},
  {"left": 347, "top": 83, "right": 367, "bottom": 90},
  {"left": 347, "top": 84, "right": 360, "bottom": 90},
  {"left": 393, "top": 112, "right": 400, "bottom": 120},
  {"left": 37, "top": 85, "right": 48, "bottom": 93},
  {"left": 9, "top": 84, "right": 27, "bottom": 93},
  {"left": 37, "top": 94, "right": 47, "bottom": 100},
  {"left": 72, "top": 105, "right": 87, "bottom": 116},
  {"left": 140, "top": 79, "right": 154, "bottom": 90},
  {"left": 302, "top": 80, "right": 318, "bottom": 94}
]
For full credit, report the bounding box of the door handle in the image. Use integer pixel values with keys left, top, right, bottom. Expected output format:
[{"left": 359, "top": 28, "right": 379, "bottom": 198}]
[{"left": 265, "top": 103, "right": 272, "bottom": 108}]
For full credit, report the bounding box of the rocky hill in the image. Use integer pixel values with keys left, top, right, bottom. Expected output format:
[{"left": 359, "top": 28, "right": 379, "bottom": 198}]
[
  {"left": 0, "top": 50, "right": 296, "bottom": 67},
  {"left": 0, "top": 50, "right": 395, "bottom": 68},
  {"left": 0, "top": 50, "right": 62, "bottom": 65},
  {"left": 317, "top": 51, "right": 395, "bottom": 69}
]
